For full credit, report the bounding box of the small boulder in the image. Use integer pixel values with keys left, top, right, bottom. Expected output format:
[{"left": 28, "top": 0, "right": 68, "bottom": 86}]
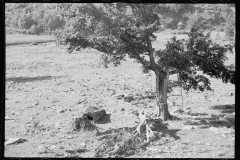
[
  {"left": 182, "top": 125, "right": 197, "bottom": 130},
  {"left": 117, "top": 95, "right": 124, "bottom": 99},
  {"left": 124, "top": 94, "right": 134, "bottom": 102}
]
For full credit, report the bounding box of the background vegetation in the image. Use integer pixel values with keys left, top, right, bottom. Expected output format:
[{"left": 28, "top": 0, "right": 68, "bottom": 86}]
[{"left": 5, "top": 3, "right": 235, "bottom": 40}]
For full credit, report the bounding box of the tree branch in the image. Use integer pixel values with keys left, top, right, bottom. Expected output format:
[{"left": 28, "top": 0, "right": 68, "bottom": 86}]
[
  {"left": 169, "top": 70, "right": 178, "bottom": 75},
  {"left": 146, "top": 37, "right": 160, "bottom": 71},
  {"left": 132, "top": 49, "right": 153, "bottom": 70},
  {"left": 120, "top": 33, "right": 153, "bottom": 70}
]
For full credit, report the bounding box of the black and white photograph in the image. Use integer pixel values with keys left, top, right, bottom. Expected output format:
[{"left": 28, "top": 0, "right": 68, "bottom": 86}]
[{"left": 5, "top": 3, "right": 235, "bottom": 158}]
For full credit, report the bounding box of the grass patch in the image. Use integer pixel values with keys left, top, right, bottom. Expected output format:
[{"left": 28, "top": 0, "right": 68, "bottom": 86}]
[{"left": 6, "top": 34, "right": 55, "bottom": 46}]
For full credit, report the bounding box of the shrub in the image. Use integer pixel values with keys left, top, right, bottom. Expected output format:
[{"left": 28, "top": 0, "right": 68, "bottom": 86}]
[
  {"left": 186, "top": 11, "right": 211, "bottom": 31},
  {"left": 224, "top": 19, "right": 235, "bottom": 41}
]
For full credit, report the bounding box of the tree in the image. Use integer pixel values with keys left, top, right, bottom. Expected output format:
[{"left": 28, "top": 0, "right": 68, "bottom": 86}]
[
  {"left": 43, "top": 11, "right": 66, "bottom": 34},
  {"left": 5, "top": 3, "right": 66, "bottom": 35},
  {"left": 29, "top": 24, "right": 38, "bottom": 34},
  {"left": 17, "top": 14, "right": 35, "bottom": 30},
  {"left": 57, "top": 3, "right": 234, "bottom": 121}
]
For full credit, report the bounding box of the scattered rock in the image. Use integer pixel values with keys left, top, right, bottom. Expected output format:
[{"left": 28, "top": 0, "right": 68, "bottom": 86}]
[
  {"left": 120, "top": 108, "right": 125, "bottom": 112},
  {"left": 124, "top": 94, "right": 134, "bottom": 102},
  {"left": 50, "top": 145, "right": 57, "bottom": 150},
  {"left": 195, "top": 141, "right": 203, "bottom": 145},
  {"left": 55, "top": 122, "right": 60, "bottom": 129},
  {"left": 38, "top": 145, "right": 46, "bottom": 152},
  {"left": 131, "top": 110, "right": 139, "bottom": 116},
  {"left": 116, "top": 94, "right": 124, "bottom": 99},
  {"left": 182, "top": 125, "right": 197, "bottom": 130},
  {"left": 33, "top": 102, "right": 39, "bottom": 106},
  {"left": 173, "top": 109, "right": 184, "bottom": 114},
  {"left": 110, "top": 90, "right": 116, "bottom": 96},
  {"left": 58, "top": 109, "right": 68, "bottom": 113},
  {"left": 28, "top": 102, "right": 38, "bottom": 108},
  {"left": 10, "top": 111, "right": 15, "bottom": 115}
]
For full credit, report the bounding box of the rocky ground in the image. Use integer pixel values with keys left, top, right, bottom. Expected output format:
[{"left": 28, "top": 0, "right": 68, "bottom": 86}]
[{"left": 5, "top": 33, "right": 235, "bottom": 158}]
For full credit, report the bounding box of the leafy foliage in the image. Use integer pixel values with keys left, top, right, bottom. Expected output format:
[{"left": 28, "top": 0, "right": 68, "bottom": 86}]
[
  {"left": 156, "top": 26, "right": 234, "bottom": 92},
  {"left": 5, "top": 3, "right": 65, "bottom": 34},
  {"left": 58, "top": 3, "right": 234, "bottom": 95},
  {"left": 57, "top": 4, "right": 159, "bottom": 67}
]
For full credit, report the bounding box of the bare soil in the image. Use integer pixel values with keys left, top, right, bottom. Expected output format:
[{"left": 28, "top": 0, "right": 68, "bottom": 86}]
[{"left": 5, "top": 34, "right": 235, "bottom": 158}]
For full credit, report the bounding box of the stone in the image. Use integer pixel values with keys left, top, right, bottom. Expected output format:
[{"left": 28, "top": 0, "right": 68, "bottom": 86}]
[
  {"left": 120, "top": 108, "right": 125, "bottom": 112},
  {"left": 58, "top": 109, "right": 68, "bottom": 113},
  {"left": 182, "top": 125, "right": 197, "bottom": 130},
  {"left": 38, "top": 145, "right": 45, "bottom": 152},
  {"left": 10, "top": 111, "right": 15, "bottom": 115},
  {"left": 173, "top": 109, "right": 184, "bottom": 114},
  {"left": 50, "top": 145, "right": 57, "bottom": 150},
  {"left": 117, "top": 95, "right": 124, "bottom": 99},
  {"left": 84, "top": 107, "right": 107, "bottom": 123},
  {"left": 55, "top": 122, "right": 60, "bottom": 129},
  {"left": 124, "top": 94, "right": 134, "bottom": 102}
]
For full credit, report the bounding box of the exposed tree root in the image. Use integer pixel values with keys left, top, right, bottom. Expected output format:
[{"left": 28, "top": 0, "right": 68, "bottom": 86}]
[{"left": 97, "top": 111, "right": 156, "bottom": 157}]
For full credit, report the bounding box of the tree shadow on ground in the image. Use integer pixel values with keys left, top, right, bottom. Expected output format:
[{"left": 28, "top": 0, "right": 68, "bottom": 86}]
[
  {"left": 171, "top": 104, "right": 235, "bottom": 129},
  {"left": 210, "top": 104, "right": 235, "bottom": 114},
  {"left": 6, "top": 75, "right": 66, "bottom": 83},
  {"left": 149, "top": 119, "right": 181, "bottom": 141},
  {"left": 190, "top": 117, "right": 235, "bottom": 129},
  {"left": 197, "top": 104, "right": 235, "bottom": 128}
]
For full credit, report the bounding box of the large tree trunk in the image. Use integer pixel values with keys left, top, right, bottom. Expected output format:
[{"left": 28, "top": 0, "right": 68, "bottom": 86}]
[{"left": 155, "top": 68, "right": 170, "bottom": 121}]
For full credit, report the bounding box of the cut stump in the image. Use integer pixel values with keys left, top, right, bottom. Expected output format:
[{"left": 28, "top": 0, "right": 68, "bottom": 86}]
[{"left": 83, "top": 107, "right": 107, "bottom": 123}]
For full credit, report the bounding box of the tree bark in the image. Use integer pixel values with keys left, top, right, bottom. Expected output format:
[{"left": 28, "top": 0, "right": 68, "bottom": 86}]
[{"left": 155, "top": 67, "right": 170, "bottom": 121}]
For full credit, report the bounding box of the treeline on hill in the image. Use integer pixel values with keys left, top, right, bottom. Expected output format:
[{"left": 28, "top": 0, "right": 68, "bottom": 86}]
[
  {"left": 5, "top": 3, "right": 235, "bottom": 39},
  {"left": 5, "top": 3, "right": 65, "bottom": 35}
]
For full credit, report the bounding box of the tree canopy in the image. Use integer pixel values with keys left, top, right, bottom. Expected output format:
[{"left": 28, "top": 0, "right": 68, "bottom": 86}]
[{"left": 57, "top": 3, "right": 234, "bottom": 89}]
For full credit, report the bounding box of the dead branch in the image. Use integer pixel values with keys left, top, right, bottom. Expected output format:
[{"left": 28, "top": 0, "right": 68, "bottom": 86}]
[{"left": 97, "top": 110, "right": 156, "bottom": 157}]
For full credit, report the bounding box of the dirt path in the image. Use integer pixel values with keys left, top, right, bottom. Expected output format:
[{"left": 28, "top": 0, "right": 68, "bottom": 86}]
[{"left": 5, "top": 42, "right": 235, "bottom": 158}]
